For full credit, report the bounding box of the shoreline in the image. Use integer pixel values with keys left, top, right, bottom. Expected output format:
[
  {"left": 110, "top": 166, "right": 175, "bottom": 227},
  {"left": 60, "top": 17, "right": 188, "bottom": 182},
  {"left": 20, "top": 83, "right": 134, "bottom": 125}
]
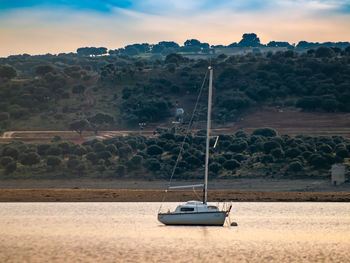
[{"left": 1, "top": 189, "right": 350, "bottom": 202}]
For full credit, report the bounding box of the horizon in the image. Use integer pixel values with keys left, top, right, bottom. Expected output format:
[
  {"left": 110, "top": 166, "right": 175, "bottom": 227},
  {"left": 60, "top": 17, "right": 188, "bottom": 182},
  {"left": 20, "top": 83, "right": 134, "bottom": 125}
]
[{"left": 1, "top": 0, "right": 350, "bottom": 57}]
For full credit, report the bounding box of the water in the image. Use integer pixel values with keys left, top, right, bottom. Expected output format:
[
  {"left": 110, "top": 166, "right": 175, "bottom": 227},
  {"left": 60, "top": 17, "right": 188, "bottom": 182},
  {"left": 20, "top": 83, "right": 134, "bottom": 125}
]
[{"left": 0, "top": 202, "right": 350, "bottom": 263}]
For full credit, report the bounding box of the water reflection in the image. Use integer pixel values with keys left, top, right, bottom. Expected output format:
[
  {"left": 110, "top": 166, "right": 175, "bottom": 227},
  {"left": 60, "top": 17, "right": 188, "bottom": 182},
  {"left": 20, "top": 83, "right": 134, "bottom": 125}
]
[{"left": 0, "top": 202, "right": 349, "bottom": 262}]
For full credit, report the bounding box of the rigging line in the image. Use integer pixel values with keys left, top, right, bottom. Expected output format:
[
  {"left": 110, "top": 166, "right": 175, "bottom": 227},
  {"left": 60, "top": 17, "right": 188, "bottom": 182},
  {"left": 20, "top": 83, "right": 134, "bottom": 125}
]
[
  {"left": 159, "top": 69, "right": 209, "bottom": 207},
  {"left": 167, "top": 69, "right": 209, "bottom": 189},
  {"left": 159, "top": 69, "right": 209, "bottom": 208}
]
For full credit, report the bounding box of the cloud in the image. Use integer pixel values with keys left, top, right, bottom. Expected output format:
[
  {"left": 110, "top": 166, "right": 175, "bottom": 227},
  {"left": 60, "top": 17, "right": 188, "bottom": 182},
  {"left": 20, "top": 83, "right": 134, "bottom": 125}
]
[
  {"left": 1, "top": 0, "right": 348, "bottom": 15},
  {"left": 0, "top": 0, "right": 349, "bottom": 56}
]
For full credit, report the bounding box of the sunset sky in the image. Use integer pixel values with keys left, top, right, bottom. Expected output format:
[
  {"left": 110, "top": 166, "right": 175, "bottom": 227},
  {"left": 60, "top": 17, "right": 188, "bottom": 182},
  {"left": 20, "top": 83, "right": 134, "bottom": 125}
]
[{"left": 0, "top": 0, "right": 349, "bottom": 57}]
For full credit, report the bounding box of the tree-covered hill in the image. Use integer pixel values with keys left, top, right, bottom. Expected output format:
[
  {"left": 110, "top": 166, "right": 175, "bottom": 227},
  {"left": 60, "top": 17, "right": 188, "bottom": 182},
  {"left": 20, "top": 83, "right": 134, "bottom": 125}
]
[{"left": 1, "top": 42, "right": 350, "bottom": 133}]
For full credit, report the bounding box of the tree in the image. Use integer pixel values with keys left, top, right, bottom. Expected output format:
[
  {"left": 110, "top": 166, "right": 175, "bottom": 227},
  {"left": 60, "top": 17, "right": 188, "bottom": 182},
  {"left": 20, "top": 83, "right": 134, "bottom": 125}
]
[
  {"left": 73, "top": 146, "right": 87, "bottom": 156},
  {"left": 69, "top": 119, "right": 89, "bottom": 137},
  {"left": 252, "top": 128, "right": 277, "bottom": 137},
  {"left": 98, "top": 151, "right": 112, "bottom": 160},
  {"left": 184, "top": 39, "right": 201, "bottom": 46},
  {"left": 67, "top": 157, "right": 80, "bottom": 169},
  {"left": 147, "top": 145, "right": 163, "bottom": 155},
  {"left": 0, "top": 66, "right": 17, "bottom": 79},
  {"left": 263, "top": 141, "right": 281, "bottom": 154},
  {"left": 2, "top": 147, "right": 19, "bottom": 159},
  {"left": 147, "top": 158, "right": 161, "bottom": 171},
  {"left": 72, "top": 85, "right": 86, "bottom": 94},
  {"left": 46, "top": 146, "right": 62, "bottom": 156},
  {"left": 128, "top": 155, "right": 143, "bottom": 169},
  {"left": 0, "top": 156, "right": 13, "bottom": 166},
  {"left": 158, "top": 41, "right": 180, "bottom": 49},
  {"left": 287, "top": 161, "right": 303, "bottom": 172},
  {"left": 88, "top": 113, "right": 114, "bottom": 135},
  {"left": 37, "top": 144, "right": 50, "bottom": 155},
  {"left": 285, "top": 148, "right": 302, "bottom": 159},
  {"left": 0, "top": 112, "right": 9, "bottom": 122},
  {"left": 19, "top": 152, "right": 41, "bottom": 166},
  {"left": 86, "top": 152, "right": 98, "bottom": 164},
  {"left": 165, "top": 53, "right": 188, "bottom": 65},
  {"left": 93, "top": 142, "right": 105, "bottom": 152},
  {"left": 77, "top": 47, "right": 107, "bottom": 56},
  {"left": 238, "top": 33, "right": 261, "bottom": 47},
  {"left": 35, "top": 65, "right": 55, "bottom": 76},
  {"left": 315, "top": 47, "right": 335, "bottom": 58},
  {"left": 105, "top": 144, "right": 117, "bottom": 154},
  {"left": 209, "top": 162, "right": 222, "bottom": 173},
  {"left": 223, "top": 159, "right": 240, "bottom": 170},
  {"left": 5, "top": 161, "right": 17, "bottom": 174},
  {"left": 115, "top": 165, "right": 126, "bottom": 177},
  {"left": 335, "top": 148, "right": 348, "bottom": 158},
  {"left": 46, "top": 156, "right": 62, "bottom": 167}
]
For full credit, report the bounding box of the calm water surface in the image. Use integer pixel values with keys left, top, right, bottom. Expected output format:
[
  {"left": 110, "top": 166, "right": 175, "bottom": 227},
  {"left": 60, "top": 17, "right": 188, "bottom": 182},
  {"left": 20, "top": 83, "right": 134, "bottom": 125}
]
[{"left": 0, "top": 202, "right": 350, "bottom": 262}]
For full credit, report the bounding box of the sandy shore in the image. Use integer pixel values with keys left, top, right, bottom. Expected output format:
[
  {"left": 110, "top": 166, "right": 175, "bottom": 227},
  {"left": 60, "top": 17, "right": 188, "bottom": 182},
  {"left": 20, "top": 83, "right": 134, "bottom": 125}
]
[
  {"left": 1, "top": 178, "right": 349, "bottom": 191},
  {"left": 1, "top": 178, "right": 349, "bottom": 202},
  {"left": 1, "top": 189, "right": 350, "bottom": 202}
]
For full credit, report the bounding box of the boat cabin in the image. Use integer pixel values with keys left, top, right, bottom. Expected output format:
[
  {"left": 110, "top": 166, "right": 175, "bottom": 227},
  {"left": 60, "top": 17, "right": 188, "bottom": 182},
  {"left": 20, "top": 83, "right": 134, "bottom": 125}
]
[{"left": 174, "top": 201, "right": 219, "bottom": 213}]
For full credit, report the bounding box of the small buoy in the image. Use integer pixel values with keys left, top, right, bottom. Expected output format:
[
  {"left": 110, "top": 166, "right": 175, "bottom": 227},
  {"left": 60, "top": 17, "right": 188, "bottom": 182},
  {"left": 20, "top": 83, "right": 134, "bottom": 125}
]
[{"left": 231, "top": 222, "right": 238, "bottom": 226}]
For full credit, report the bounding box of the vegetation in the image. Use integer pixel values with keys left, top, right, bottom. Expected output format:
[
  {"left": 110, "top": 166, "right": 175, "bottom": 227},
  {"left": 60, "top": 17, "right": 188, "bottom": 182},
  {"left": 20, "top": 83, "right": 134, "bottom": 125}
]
[
  {"left": 0, "top": 34, "right": 350, "bottom": 181},
  {"left": 0, "top": 128, "right": 349, "bottom": 180},
  {"left": 1, "top": 35, "right": 350, "bottom": 132}
]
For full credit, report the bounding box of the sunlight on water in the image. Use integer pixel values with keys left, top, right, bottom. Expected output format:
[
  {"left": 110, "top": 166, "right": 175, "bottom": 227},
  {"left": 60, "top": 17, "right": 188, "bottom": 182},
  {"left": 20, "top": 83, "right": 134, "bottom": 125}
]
[{"left": 0, "top": 202, "right": 350, "bottom": 262}]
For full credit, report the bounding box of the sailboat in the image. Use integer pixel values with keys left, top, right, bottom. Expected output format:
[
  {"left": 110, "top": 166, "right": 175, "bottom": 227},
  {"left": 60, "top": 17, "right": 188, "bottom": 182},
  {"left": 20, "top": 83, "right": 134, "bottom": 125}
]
[{"left": 157, "top": 66, "right": 232, "bottom": 226}]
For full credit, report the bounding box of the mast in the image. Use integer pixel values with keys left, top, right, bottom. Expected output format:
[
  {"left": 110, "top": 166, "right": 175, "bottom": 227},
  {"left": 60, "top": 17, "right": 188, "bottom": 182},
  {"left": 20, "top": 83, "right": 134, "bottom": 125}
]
[{"left": 203, "top": 66, "right": 213, "bottom": 204}]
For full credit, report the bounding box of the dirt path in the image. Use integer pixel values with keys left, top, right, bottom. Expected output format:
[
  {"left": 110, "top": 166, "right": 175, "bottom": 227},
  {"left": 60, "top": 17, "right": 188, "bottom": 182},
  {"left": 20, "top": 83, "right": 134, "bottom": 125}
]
[
  {"left": 1, "top": 108, "right": 350, "bottom": 142},
  {"left": 1, "top": 131, "right": 14, "bottom": 138},
  {"left": 228, "top": 108, "right": 350, "bottom": 137}
]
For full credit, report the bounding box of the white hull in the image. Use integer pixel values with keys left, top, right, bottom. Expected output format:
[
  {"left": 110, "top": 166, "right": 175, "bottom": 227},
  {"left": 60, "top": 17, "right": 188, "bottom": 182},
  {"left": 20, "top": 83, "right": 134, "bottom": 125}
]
[{"left": 158, "top": 211, "right": 227, "bottom": 226}]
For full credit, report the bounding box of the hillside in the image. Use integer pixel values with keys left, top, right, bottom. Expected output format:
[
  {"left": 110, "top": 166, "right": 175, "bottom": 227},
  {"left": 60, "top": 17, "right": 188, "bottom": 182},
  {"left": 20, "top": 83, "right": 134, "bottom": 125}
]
[
  {"left": 0, "top": 41, "right": 350, "bottom": 181},
  {"left": 1, "top": 44, "right": 350, "bottom": 133}
]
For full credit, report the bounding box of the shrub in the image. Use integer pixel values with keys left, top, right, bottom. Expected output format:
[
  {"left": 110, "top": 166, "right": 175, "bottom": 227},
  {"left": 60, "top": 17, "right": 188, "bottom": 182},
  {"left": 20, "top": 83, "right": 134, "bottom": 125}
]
[
  {"left": 0, "top": 156, "right": 13, "bottom": 166},
  {"left": 115, "top": 165, "right": 126, "bottom": 177},
  {"left": 93, "top": 142, "right": 105, "bottom": 152},
  {"left": 86, "top": 152, "right": 98, "bottom": 164},
  {"left": 228, "top": 141, "right": 248, "bottom": 153},
  {"left": 46, "top": 146, "right": 62, "bottom": 156},
  {"left": 73, "top": 146, "right": 87, "bottom": 156},
  {"left": 5, "top": 161, "right": 17, "bottom": 174},
  {"left": 285, "top": 148, "right": 302, "bottom": 159},
  {"left": 232, "top": 154, "right": 246, "bottom": 162},
  {"left": 37, "top": 144, "right": 50, "bottom": 155},
  {"left": 336, "top": 148, "right": 348, "bottom": 158},
  {"left": 98, "top": 151, "right": 112, "bottom": 160},
  {"left": 209, "top": 162, "right": 222, "bottom": 173},
  {"left": 67, "top": 157, "right": 80, "bottom": 169},
  {"left": 46, "top": 156, "right": 62, "bottom": 167},
  {"left": 252, "top": 128, "right": 277, "bottom": 137},
  {"left": 263, "top": 141, "right": 281, "bottom": 154},
  {"left": 147, "top": 145, "right": 163, "bottom": 155},
  {"left": 147, "top": 158, "right": 161, "bottom": 171},
  {"left": 105, "top": 144, "right": 117, "bottom": 154},
  {"left": 223, "top": 159, "right": 240, "bottom": 170},
  {"left": 261, "top": 154, "right": 274, "bottom": 164},
  {"left": 287, "top": 161, "right": 303, "bottom": 172},
  {"left": 19, "top": 152, "right": 41, "bottom": 166},
  {"left": 271, "top": 148, "right": 284, "bottom": 159},
  {"left": 318, "top": 144, "right": 333, "bottom": 154},
  {"left": 2, "top": 147, "right": 19, "bottom": 159},
  {"left": 129, "top": 155, "right": 143, "bottom": 168}
]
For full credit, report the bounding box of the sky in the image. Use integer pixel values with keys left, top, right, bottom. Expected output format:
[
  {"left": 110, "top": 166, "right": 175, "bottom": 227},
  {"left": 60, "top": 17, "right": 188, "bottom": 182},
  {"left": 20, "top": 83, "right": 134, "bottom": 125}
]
[{"left": 0, "top": 0, "right": 349, "bottom": 57}]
